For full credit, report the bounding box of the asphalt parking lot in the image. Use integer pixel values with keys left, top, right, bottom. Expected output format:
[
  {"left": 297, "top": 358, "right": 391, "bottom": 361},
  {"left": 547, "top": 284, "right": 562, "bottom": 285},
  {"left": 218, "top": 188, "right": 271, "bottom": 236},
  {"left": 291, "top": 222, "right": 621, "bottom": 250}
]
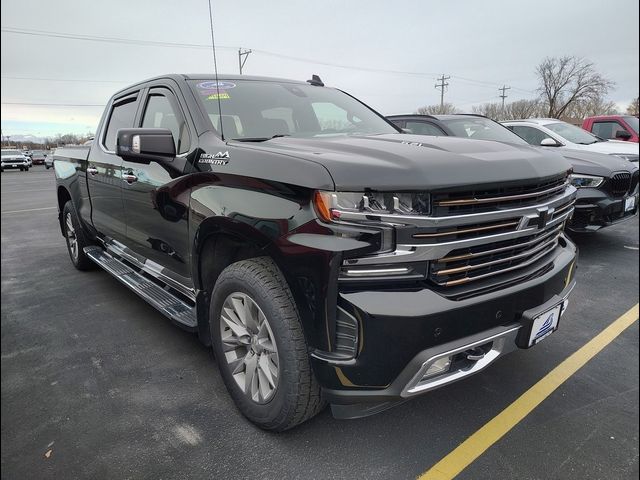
[{"left": 1, "top": 166, "right": 638, "bottom": 480}]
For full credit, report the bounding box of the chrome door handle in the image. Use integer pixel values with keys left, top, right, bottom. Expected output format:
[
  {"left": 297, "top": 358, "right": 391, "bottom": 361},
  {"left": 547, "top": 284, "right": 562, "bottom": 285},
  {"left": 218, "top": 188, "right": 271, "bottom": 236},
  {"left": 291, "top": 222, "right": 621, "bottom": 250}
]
[
  {"left": 122, "top": 172, "right": 138, "bottom": 184},
  {"left": 87, "top": 166, "right": 98, "bottom": 175}
]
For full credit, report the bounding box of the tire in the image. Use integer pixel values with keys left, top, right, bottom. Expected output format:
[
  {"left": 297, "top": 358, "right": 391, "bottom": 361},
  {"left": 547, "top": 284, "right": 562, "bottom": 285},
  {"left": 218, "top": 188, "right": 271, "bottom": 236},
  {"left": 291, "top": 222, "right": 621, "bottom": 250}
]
[
  {"left": 19, "top": 167, "right": 23, "bottom": 172},
  {"left": 24, "top": 167, "right": 29, "bottom": 172},
  {"left": 45, "top": 165, "right": 50, "bottom": 170},
  {"left": 62, "top": 201, "right": 95, "bottom": 271},
  {"left": 210, "top": 257, "right": 324, "bottom": 431}
]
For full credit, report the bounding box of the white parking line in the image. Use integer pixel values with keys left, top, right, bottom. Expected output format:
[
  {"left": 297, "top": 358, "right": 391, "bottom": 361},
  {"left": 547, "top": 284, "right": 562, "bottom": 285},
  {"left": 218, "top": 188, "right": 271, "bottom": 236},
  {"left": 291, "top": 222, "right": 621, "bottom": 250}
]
[{"left": 1, "top": 206, "right": 57, "bottom": 214}]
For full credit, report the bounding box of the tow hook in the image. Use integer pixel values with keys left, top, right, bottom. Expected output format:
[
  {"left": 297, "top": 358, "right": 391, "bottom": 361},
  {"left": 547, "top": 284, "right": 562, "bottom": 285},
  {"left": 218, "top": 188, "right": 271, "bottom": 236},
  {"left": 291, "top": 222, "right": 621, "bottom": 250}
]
[{"left": 465, "top": 346, "right": 487, "bottom": 362}]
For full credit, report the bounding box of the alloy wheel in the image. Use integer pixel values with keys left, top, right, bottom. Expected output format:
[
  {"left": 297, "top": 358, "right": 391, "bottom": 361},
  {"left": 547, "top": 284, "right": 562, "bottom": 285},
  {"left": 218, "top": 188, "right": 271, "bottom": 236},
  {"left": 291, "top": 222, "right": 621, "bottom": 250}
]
[
  {"left": 219, "top": 292, "right": 279, "bottom": 403},
  {"left": 65, "top": 212, "right": 78, "bottom": 261}
]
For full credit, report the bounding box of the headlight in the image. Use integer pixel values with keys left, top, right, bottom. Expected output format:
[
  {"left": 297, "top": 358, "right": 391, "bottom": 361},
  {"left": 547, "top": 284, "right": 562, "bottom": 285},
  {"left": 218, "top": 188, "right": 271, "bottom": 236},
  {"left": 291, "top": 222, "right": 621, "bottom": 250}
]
[
  {"left": 569, "top": 173, "right": 604, "bottom": 188},
  {"left": 611, "top": 153, "right": 639, "bottom": 162},
  {"left": 313, "top": 191, "right": 430, "bottom": 222}
]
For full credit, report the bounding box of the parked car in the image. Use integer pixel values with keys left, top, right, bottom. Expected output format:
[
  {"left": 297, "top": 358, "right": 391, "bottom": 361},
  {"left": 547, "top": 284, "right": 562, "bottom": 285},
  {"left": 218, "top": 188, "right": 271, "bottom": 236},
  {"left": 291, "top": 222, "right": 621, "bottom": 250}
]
[
  {"left": 45, "top": 152, "right": 55, "bottom": 169},
  {"left": 502, "top": 119, "right": 639, "bottom": 162},
  {"left": 582, "top": 115, "right": 639, "bottom": 143},
  {"left": 54, "top": 74, "right": 577, "bottom": 430},
  {"left": 31, "top": 150, "right": 47, "bottom": 165},
  {"left": 1, "top": 149, "right": 31, "bottom": 172},
  {"left": 388, "top": 114, "right": 639, "bottom": 232}
]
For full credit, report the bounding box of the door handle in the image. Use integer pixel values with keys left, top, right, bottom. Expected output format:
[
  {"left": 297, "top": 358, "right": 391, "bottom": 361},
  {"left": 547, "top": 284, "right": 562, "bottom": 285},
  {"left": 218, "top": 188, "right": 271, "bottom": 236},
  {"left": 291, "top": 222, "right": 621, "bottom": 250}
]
[
  {"left": 87, "top": 166, "right": 98, "bottom": 175},
  {"left": 122, "top": 172, "right": 138, "bottom": 184}
]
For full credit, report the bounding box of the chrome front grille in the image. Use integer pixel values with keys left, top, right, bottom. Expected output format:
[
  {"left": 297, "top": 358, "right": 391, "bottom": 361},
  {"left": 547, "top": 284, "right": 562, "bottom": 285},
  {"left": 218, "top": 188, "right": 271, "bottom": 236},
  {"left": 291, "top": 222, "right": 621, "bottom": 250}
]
[
  {"left": 429, "top": 223, "right": 563, "bottom": 287},
  {"left": 430, "top": 175, "right": 568, "bottom": 216}
]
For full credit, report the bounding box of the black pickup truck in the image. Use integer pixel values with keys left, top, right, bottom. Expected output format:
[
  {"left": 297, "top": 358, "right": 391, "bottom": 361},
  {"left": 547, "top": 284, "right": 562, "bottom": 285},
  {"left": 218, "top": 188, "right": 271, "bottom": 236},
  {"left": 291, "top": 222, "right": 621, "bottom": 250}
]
[{"left": 54, "top": 74, "right": 578, "bottom": 431}]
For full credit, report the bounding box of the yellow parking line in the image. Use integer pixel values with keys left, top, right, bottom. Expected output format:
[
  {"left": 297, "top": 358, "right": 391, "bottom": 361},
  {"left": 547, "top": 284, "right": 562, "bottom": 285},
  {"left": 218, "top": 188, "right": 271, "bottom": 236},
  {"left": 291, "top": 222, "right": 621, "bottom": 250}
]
[{"left": 418, "top": 303, "right": 639, "bottom": 480}]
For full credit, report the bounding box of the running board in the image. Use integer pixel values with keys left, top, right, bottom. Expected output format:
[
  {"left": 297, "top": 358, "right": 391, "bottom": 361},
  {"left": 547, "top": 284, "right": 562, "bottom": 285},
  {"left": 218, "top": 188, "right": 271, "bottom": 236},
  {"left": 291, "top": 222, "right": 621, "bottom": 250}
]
[{"left": 84, "top": 246, "right": 197, "bottom": 329}]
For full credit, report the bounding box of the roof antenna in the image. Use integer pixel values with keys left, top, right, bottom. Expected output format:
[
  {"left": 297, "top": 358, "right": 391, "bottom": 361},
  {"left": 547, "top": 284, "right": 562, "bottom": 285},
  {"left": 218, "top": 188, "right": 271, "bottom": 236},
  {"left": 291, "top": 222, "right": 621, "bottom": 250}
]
[
  {"left": 307, "top": 74, "right": 324, "bottom": 87},
  {"left": 207, "top": 0, "right": 224, "bottom": 140}
]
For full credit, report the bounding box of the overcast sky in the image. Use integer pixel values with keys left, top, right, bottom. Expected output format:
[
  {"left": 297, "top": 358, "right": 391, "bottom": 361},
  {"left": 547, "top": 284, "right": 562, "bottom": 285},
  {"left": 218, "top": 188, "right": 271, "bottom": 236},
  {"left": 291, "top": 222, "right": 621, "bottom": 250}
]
[{"left": 1, "top": 0, "right": 638, "bottom": 138}]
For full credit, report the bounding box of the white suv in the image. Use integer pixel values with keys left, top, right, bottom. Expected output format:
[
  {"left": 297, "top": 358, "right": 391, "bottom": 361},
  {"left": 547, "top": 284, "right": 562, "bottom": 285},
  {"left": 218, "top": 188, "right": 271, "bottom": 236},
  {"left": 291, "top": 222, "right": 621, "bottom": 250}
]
[{"left": 503, "top": 118, "right": 639, "bottom": 163}]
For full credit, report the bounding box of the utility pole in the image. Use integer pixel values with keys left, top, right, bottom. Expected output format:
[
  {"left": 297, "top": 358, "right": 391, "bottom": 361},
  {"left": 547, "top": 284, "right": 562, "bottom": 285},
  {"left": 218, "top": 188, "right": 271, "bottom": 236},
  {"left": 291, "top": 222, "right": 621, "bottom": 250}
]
[
  {"left": 499, "top": 85, "right": 511, "bottom": 117},
  {"left": 238, "top": 48, "right": 252, "bottom": 75},
  {"left": 434, "top": 75, "right": 450, "bottom": 110}
]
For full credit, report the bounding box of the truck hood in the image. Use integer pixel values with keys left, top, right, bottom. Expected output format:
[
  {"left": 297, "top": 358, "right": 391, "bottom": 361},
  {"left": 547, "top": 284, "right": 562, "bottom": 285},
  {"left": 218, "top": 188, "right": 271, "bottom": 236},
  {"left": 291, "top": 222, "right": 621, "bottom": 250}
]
[
  {"left": 236, "top": 134, "right": 571, "bottom": 191},
  {"left": 560, "top": 148, "right": 638, "bottom": 177}
]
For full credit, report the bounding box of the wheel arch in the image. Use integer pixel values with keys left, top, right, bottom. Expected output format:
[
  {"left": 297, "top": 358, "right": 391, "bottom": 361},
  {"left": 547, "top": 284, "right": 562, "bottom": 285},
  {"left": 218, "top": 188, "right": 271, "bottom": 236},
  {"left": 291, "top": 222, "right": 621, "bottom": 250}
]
[
  {"left": 57, "top": 186, "right": 73, "bottom": 236},
  {"left": 191, "top": 217, "right": 316, "bottom": 348}
]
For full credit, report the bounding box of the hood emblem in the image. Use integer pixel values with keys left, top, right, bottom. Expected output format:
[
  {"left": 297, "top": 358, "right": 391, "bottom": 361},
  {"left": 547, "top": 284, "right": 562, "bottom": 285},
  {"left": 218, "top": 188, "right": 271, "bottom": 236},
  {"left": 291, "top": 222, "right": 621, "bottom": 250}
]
[{"left": 199, "top": 151, "right": 230, "bottom": 165}]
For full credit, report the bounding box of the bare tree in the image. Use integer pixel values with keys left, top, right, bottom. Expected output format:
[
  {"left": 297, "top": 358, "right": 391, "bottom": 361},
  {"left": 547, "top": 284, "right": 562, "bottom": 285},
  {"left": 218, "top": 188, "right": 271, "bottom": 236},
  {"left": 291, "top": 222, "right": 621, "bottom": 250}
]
[
  {"left": 627, "top": 97, "right": 639, "bottom": 116},
  {"left": 471, "top": 102, "right": 502, "bottom": 120},
  {"left": 416, "top": 103, "right": 458, "bottom": 115},
  {"left": 472, "top": 99, "right": 542, "bottom": 121},
  {"left": 564, "top": 96, "right": 618, "bottom": 120},
  {"left": 507, "top": 99, "right": 543, "bottom": 120},
  {"left": 536, "top": 56, "right": 614, "bottom": 118}
]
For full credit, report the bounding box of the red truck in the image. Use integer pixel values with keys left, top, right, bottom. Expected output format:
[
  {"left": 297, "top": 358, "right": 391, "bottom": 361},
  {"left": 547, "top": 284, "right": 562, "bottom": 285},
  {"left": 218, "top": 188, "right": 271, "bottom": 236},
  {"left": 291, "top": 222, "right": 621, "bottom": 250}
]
[{"left": 582, "top": 115, "right": 639, "bottom": 143}]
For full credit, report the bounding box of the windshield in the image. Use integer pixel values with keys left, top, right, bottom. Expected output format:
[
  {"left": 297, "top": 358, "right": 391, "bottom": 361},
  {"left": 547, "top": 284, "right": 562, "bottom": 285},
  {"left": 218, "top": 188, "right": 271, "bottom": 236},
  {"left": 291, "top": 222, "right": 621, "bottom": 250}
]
[
  {"left": 624, "top": 116, "right": 639, "bottom": 134},
  {"left": 189, "top": 79, "right": 398, "bottom": 140},
  {"left": 439, "top": 117, "right": 528, "bottom": 145},
  {"left": 545, "top": 121, "right": 600, "bottom": 144},
  {"left": 1, "top": 150, "right": 22, "bottom": 156}
]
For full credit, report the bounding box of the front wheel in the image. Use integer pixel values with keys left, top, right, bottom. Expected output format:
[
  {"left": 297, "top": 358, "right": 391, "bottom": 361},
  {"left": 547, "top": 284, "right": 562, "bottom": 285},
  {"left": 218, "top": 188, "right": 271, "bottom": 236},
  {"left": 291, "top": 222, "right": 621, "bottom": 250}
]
[
  {"left": 210, "top": 257, "right": 324, "bottom": 431},
  {"left": 62, "top": 201, "right": 95, "bottom": 271}
]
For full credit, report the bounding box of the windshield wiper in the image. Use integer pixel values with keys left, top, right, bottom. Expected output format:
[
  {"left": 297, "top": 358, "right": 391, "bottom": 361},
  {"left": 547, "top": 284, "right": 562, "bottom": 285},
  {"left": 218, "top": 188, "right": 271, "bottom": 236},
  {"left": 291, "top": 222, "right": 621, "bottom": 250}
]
[{"left": 232, "top": 134, "right": 290, "bottom": 142}]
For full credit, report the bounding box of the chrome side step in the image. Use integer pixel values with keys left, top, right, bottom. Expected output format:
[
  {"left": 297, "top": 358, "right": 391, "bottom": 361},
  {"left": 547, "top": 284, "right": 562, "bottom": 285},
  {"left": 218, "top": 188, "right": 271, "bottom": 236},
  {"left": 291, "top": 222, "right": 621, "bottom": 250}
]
[{"left": 84, "top": 246, "right": 197, "bottom": 329}]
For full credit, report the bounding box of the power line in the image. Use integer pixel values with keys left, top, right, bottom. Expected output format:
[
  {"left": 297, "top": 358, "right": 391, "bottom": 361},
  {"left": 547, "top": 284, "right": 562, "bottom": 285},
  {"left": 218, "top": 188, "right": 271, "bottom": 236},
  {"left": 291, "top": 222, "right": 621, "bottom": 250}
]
[
  {"left": 435, "top": 75, "right": 450, "bottom": 108},
  {"left": 1, "top": 27, "right": 537, "bottom": 94},
  {"left": 1, "top": 102, "right": 105, "bottom": 107},
  {"left": 1, "top": 75, "right": 128, "bottom": 84}
]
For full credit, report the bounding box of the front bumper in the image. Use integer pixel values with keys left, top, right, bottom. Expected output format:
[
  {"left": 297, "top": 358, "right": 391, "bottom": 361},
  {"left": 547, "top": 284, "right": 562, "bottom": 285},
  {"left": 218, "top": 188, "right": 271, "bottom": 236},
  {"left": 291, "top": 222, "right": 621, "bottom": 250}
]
[
  {"left": 1, "top": 162, "right": 28, "bottom": 169},
  {"left": 313, "top": 237, "right": 578, "bottom": 419},
  {"left": 569, "top": 188, "right": 639, "bottom": 232}
]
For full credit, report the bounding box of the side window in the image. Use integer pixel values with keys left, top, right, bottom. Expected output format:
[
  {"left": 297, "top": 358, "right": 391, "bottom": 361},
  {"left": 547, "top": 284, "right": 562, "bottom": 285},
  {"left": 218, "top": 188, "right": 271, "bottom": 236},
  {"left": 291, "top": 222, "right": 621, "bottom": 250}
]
[
  {"left": 141, "top": 90, "right": 190, "bottom": 154},
  {"left": 405, "top": 121, "right": 445, "bottom": 136},
  {"left": 103, "top": 97, "right": 138, "bottom": 151},
  {"left": 592, "top": 121, "right": 621, "bottom": 140},
  {"left": 511, "top": 126, "right": 549, "bottom": 146}
]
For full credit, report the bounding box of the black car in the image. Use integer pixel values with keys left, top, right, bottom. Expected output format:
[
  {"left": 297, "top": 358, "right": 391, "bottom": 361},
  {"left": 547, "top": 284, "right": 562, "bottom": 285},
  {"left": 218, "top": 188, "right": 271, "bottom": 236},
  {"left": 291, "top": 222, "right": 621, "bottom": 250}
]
[
  {"left": 388, "top": 114, "right": 639, "bottom": 232},
  {"left": 53, "top": 75, "right": 578, "bottom": 430}
]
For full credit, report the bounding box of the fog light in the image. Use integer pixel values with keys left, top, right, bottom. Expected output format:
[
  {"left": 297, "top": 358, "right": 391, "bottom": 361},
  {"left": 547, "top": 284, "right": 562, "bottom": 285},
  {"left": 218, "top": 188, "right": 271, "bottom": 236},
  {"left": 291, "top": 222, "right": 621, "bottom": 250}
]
[
  {"left": 561, "top": 298, "right": 569, "bottom": 317},
  {"left": 423, "top": 357, "right": 452, "bottom": 379}
]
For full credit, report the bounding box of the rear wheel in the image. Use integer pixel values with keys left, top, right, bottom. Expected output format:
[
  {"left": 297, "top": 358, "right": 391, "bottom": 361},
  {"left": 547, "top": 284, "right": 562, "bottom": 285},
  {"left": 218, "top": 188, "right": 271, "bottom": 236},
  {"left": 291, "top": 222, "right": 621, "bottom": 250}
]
[
  {"left": 210, "top": 257, "right": 324, "bottom": 431},
  {"left": 62, "top": 201, "right": 94, "bottom": 271}
]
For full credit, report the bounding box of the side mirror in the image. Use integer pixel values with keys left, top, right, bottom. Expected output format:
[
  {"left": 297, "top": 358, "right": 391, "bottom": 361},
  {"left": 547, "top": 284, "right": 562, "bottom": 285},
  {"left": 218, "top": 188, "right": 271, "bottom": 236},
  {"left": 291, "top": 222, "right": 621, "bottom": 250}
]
[
  {"left": 540, "top": 137, "right": 561, "bottom": 147},
  {"left": 615, "top": 130, "right": 632, "bottom": 140},
  {"left": 116, "top": 128, "right": 175, "bottom": 164}
]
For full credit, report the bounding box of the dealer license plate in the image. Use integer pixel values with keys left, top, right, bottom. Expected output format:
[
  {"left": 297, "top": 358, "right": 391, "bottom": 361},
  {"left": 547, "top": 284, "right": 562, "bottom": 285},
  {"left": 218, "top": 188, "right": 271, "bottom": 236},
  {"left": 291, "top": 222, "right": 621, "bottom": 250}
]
[
  {"left": 528, "top": 303, "right": 563, "bottom": 346},
  {"left": 624, "top": 196, "right": 636, "bottom": 212}
]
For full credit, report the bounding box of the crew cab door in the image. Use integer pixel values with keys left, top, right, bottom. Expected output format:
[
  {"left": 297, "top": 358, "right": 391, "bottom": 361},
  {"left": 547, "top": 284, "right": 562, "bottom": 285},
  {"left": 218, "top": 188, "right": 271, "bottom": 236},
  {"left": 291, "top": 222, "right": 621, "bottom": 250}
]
[
  {"left": 89, "top": 93, "right": 139, "bottom": 243},
  {"left": 121, "top": 86, "right": 194, "bottom": 284}
]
